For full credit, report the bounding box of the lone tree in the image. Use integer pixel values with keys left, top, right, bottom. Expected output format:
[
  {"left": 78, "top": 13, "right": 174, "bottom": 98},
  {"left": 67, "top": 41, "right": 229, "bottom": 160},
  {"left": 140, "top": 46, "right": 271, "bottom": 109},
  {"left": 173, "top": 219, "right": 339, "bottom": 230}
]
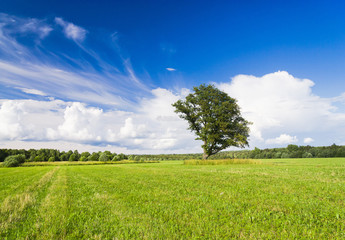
[{"left": 172, "top": 84, "right": 250, "bottom": 159}]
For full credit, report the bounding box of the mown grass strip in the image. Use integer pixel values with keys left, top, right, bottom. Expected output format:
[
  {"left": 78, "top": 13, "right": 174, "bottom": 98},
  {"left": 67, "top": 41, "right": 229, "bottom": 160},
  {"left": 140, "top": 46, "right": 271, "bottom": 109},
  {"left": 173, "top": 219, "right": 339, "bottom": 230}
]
[
  {"left": 34, "top": 167, "right": 68, "bottom": 239},
  {"left": 0, "top": 167, "right": 58, "bottom": 237}
]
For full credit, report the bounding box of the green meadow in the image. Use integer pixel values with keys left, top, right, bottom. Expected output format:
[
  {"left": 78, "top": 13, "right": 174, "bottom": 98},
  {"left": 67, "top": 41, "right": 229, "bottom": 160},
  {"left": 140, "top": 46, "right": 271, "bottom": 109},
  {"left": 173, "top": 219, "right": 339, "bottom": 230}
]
[{"left": 1, "top": 158, "right": 345, "bottom": 239}]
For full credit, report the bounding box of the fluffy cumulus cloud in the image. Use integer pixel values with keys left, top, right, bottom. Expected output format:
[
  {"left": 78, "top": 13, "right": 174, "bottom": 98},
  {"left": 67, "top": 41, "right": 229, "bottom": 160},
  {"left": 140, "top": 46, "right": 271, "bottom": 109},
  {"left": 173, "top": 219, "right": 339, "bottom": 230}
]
[
  {"left": 0, "top": 99, "right": 66, "bottom": 141},
  {"left": 217, "top": 71, "right": 345, "bottom": 147},
  {"left": 304, "top": 137, "right": 314, "bottom": 144},
  {"left": 2, "top": 71, "right": 345, "bottom": 152},
  {"left": 266, "top": 134, "right": 298, "bottom": 145},
  {"left": 0, "top": 88, "right": 199, "bottom": 153}
]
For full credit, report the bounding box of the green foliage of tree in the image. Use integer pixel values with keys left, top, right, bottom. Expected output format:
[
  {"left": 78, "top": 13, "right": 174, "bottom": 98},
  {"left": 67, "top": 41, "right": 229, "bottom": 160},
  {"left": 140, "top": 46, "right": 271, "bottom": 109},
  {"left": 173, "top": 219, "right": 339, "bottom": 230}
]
[
  {"left": 79, "top": 156, "right": 88, "bottom": 161},
  {"left": 80, "top": 152, "right": 90, "bottom": 161},
  {"left": 99, "top": 152, "right": 109, "bottom": 162},
  {"left": 60, "top": 153, "right": 68, "bottom": 161},
  {"left": 3, "top": 154, "right": 26, "bottom": 167},
  {"left": 69, "top": 153, "right": 77, "bottom": 162},
  {"left": 88, "top": 152, "right": 99, "bottom": 161},
  {"left": 173, "top": 84, "right": 250, "bottom": 159},
  {"left": 112, "top": 155, "right": 120, "bottom": 161},
  {"left": 34, "top": 155, "right": 44, "bottom": 162}
]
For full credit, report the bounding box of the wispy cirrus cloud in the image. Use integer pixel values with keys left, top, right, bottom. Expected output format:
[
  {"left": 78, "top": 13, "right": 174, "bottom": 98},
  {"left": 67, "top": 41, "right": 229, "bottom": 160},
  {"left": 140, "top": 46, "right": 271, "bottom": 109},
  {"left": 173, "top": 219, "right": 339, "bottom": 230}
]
[
  {"left": 0, "top": 13, "right": 150, "bottom": 109},
  {"left": 55, "top": 17, "right": 87, "bottom": 42},
  {"left": 0, "top": 13, "right": 53, "bottom": 40},
  {"left": 15, "top": 87, "right": 47, "bottom": 96}
]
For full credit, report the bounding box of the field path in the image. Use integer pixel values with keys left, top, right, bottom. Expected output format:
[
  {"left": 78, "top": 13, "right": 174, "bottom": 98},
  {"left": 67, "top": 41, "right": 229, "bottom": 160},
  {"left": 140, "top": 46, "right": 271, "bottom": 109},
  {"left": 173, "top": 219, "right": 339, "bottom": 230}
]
[{"left": 0, "top": 167, "right": 58, "bottom": 237}]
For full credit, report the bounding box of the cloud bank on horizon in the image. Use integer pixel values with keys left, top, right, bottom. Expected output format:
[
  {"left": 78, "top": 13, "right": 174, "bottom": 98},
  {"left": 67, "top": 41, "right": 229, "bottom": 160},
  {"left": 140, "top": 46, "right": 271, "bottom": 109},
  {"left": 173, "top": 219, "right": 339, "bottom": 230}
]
[{"left": 1, "top": 13, "right": 345, "bottom": 153}]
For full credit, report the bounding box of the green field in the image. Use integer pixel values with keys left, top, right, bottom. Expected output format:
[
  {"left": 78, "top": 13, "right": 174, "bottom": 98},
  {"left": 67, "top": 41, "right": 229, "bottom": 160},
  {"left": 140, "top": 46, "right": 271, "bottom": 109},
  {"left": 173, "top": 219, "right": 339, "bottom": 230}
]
[{"left": 1, "top": 158, "right": 345, "bottom": 239}]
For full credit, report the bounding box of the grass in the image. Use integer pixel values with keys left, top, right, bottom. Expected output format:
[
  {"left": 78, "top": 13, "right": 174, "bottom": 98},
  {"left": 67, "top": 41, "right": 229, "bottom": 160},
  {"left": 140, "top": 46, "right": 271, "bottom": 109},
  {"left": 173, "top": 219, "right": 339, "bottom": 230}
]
[
  {"left": 0, "top": 158, "right": 345, "bottom": 239},
  {"left": 184, "top": 158, "right": 262, "bottom": 165},
  {"left": 21, "top": 160, "right": 159, "bottom": 167}
]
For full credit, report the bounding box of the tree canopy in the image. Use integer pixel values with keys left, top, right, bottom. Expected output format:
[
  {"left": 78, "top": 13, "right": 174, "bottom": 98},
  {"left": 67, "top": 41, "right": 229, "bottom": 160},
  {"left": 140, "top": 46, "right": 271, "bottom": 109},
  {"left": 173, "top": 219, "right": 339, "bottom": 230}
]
[{"left": 172, "top": 84, "right": 250, "bottom": 159}]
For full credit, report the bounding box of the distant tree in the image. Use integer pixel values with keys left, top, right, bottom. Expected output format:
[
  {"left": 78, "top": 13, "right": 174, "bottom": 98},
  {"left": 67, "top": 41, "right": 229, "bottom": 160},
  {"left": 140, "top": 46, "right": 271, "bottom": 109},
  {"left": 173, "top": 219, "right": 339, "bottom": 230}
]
[
  {"left": 60, "top": 153, "right": 68, "bottom": 161},
  {"left": 69, "top": 153, "right": 77, "bottom": 161},
  {"left": 67, "top": 150, "right": 73, "bottom": 159},
  {"left": 80, "top": 152, "right": 90, "bottom": 161},
  {"left": 118, "top": 153, "right": 127, "bottom": 160},
  {"left": 34, "top": 155, "right": 44, "bottom": 162},
  {"left": 99, "top": 152, "right": 109, "bottom": 162},
  {"left": 0, "top": 149, "right": 8, "bottom": 162},
  {"left": 112, "top": 155, "right": 121, "bottom": 161},
  {"left": 88, "top": 152, "right": 99, "bottom": 161},
  {"left": 73, "top": 150, "right": 80, "bottom": 161},
  {"left": 80, "top": 156, "right": 88, "bottom": 161},
  {"left": 173, "top": 84, "right": 250, "bottom": 159},
  {"left": 302, "top": 152, "right": 313, "bottom": 158},
  {"left": 287, "top": 144, "right": 299, "bottom": 152}
]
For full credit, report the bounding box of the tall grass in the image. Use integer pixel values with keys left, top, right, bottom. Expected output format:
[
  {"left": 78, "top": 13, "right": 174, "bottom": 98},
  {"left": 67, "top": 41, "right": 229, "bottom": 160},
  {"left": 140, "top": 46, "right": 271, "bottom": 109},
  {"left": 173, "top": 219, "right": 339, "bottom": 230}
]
[
  {"left": 184, "top": 158, "right": 262, "bottom": 165},
  {"left": 22, "top": 160, "right": 159, "bottom": 167}
]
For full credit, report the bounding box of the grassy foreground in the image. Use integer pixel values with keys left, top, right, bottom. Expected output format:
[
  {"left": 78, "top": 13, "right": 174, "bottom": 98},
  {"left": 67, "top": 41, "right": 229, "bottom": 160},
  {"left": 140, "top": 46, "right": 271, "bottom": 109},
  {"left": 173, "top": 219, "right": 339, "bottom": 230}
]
[{"left": 1, "top": 158, "right": 345, "bottom": 239}]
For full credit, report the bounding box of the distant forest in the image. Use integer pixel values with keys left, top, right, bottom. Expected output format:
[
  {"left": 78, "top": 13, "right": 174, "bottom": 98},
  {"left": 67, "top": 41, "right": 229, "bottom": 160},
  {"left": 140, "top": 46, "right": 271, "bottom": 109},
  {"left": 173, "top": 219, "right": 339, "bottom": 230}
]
[{"left": 1, "top": 144, "right": 345, "bottom": 162}]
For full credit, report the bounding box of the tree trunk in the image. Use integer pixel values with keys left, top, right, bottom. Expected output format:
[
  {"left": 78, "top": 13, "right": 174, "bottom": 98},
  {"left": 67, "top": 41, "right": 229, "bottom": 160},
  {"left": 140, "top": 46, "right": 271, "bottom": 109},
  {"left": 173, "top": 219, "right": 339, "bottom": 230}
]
[
  {"left": 202, "top": 141, "right": 209, "bottom": 160},
  {"left": 202, "top": 151, "right": 209, "bottom": 160}
]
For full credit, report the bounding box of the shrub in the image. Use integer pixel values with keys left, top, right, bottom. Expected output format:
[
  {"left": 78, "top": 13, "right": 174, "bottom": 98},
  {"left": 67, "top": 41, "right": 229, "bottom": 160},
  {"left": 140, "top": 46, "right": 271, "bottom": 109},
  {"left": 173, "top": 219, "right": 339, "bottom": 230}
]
[{"left": 3, "top": 154, "right": 26, "bottom": 167}]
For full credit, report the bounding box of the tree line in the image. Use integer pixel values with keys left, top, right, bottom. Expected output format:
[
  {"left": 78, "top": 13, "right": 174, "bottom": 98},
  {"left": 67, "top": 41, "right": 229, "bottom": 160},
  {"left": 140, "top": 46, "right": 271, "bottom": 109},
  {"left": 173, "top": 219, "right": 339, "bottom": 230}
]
[
  {"left": 1, "top": 144, "right": 345, "bottom": 164},
  {"left": 209, "top": 144, "right": 345, "bottom": 159},
  {"left": 0, "top": 149, "right": 129, "bottom": 163}
]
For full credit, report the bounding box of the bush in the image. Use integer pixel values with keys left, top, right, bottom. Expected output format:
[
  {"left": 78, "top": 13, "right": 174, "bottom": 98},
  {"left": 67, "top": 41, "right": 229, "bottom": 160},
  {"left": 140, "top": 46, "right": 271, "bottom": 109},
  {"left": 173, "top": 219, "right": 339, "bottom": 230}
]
[{"left": 3, "top": 154, "right": 26, "bottom": 167}]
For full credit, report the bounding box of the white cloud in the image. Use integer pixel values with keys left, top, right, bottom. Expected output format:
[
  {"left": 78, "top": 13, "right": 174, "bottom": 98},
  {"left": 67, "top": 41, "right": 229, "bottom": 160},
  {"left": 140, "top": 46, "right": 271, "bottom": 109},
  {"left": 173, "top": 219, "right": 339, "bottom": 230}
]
[
  {"left": 0, "top": 87, "right": 199, "bottom": 153},
  {"left": 0, "top": 99, "right": 65, "bottom": 141},
  {"left": 304, "top": 137, "right": 314, "bottom": 144},
  {"left": 2, "top": 70, "right": 345, "bottom": 153},
  {"left": 19, "top": 18, "right": 53, "bottom": 39},
  {"left": 16, "top": 87, "right": 47, "bottom": 96},
  {"left": 0, "top": 13, "right": 52, "bottom": 40},
  {"left": 0, "top": 15, "right": 149, "bottom": 108},
  {"left": 217, "top": 71, "right": 345, "bottom": 147},
  {"left": 266, "top": 134, "right": 298, "bottom": 145},
  {"left": 119, "top": 117, "right": 146, "bottom": 138},
  {"left": 55, "top": 102, "right": 103, "bottom": 141},
  {"left": 166, "top": 67, "right": 176, "bottom": 71},
  {"left": 55, "top": 17, "right": 87, "bottom": 42}
]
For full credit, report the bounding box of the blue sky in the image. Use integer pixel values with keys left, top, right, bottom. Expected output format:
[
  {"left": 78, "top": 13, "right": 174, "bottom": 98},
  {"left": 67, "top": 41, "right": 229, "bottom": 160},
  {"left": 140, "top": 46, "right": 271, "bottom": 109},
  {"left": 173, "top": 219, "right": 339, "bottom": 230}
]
[{"left": 1, "top": 0, "right": 345, "bottom": 153}]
